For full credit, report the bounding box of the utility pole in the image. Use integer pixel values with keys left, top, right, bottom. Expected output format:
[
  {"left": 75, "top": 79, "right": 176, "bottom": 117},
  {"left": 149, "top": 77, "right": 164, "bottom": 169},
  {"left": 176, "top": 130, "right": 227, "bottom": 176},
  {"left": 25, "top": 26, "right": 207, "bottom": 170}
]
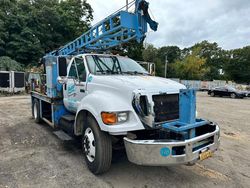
[
  {"left": 165, "top": 55, "right": 168, "bottom": 78},
  {"left": 126, "top": 0, "right": 128, "bottom": 11}
]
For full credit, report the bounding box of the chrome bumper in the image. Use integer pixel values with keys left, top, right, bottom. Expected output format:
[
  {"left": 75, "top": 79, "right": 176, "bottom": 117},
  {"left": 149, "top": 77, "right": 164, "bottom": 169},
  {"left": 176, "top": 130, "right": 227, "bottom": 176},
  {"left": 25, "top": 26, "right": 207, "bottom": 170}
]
[{"left": 124, "top": 125, "right": 220, "bottom": 166}]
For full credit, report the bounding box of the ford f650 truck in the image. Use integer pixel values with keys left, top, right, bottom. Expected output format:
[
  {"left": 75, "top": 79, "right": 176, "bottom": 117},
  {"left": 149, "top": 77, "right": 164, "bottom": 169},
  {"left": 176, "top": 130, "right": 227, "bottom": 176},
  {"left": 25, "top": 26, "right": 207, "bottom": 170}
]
[{"left": 31, "top": 0, "right": 220, "bottom": 174}]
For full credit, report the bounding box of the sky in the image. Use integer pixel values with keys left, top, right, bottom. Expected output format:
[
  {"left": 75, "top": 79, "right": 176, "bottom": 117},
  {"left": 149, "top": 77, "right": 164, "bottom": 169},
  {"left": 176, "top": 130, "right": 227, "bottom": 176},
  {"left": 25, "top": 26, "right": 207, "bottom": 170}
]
[{"left": 88, "top": 0, "right": 250, "bottom": 50}]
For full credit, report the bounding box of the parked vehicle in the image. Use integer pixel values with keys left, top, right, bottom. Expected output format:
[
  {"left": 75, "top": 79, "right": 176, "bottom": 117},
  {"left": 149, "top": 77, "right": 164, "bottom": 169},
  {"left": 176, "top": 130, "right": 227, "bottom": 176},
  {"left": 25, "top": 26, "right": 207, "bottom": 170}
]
[{"left": 208, "top": 86, "right": 249, "bottom": 98}]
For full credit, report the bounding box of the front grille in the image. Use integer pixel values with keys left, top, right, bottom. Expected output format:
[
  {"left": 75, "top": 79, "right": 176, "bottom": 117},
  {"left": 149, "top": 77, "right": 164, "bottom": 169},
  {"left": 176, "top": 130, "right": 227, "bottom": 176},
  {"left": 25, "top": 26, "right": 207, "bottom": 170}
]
[{"left": 152, "top": 94, "right": 179, "bottom": 123}]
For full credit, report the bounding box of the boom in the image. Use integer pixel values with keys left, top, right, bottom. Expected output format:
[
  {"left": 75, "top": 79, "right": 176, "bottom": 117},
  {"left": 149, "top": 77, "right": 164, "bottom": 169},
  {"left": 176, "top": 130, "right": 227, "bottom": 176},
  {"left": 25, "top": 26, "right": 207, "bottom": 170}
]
[{"left": 49, "top": 0, "right": 158, "bottom": 56}]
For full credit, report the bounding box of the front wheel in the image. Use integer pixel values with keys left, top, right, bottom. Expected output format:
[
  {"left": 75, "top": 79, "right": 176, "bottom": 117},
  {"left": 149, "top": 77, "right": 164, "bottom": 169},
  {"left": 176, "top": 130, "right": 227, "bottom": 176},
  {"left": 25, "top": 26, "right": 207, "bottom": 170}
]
[
  {"left": 211, "top": 92, "right": 215, "bottom": 97},
  {"left": 82, "top": 116, "right": 112, "bottom": 174},
  {"left": 230, "top": 93, "right": 236, "bottom": 99}
]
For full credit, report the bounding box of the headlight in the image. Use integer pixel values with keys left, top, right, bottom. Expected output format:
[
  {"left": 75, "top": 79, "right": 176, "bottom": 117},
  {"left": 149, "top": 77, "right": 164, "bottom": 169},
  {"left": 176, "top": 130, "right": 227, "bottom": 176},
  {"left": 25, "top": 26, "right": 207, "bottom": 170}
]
[
  {"left": 101, "top": 112, "right": 128, "bottom": 125},
  {"left": 117, "top": 112, "right": 128, "bottom": 123}
]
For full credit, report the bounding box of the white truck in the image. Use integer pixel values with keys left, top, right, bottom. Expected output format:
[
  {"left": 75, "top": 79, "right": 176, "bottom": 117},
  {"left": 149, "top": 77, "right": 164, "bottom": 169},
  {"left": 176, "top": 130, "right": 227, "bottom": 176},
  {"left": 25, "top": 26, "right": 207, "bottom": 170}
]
[
  {"left": 32, "top": 53, "right": 220, "bottom": 174},
  {"left": 31, "top": 0, "right": 220, "bottom": 174}
]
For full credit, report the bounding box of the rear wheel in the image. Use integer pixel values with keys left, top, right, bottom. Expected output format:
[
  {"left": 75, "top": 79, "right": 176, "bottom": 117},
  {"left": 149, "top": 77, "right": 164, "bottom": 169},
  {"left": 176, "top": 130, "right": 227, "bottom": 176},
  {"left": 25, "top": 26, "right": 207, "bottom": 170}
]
[
  {"left": 230, "top": 93, "right": 236, "bottom": 99},
  {"left": 82, "top": 116, "right": 112, "bottom": 174},
  {"left": 32, "top": 99, "right": 41, "bottom": 123}
]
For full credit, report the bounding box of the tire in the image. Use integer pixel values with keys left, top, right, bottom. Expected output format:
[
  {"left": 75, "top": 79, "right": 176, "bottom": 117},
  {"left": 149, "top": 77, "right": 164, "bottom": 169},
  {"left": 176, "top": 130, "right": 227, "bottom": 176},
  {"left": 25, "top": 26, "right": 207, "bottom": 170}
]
[
  {"left": 211, "top": 92, "right": 215, "bottom": 97},
  {"left": 230, "top": 93, "right": 236, "bottom": 99},
  {"left": 82, "top": 115, "right": 112, "bottom": 174},
  {"left": 32, "top": 99, "right": 41, "bottom": 123}
]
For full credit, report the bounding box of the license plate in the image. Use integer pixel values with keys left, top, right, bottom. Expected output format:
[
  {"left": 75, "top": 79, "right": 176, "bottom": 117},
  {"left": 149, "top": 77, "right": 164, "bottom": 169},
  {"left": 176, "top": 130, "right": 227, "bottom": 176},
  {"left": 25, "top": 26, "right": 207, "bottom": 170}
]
[{"left": 199, "top": 150, "right": 213, "bottom": 160}]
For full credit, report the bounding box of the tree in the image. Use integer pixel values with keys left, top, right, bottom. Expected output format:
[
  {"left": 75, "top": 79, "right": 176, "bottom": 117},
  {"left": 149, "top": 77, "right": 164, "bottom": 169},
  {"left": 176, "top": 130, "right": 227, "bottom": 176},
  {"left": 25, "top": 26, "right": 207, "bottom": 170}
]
[
  {"left": 57, "top": 0, "right": 93, "bottom": 42},
  {"left": 172, "top": 47, "right": 208, "bottom": 80},
  {"left": 142, "top": 44, "right": 165, "bottom": 76},
  {"left": 190, "top": 41, "right": 227, "bottom": 80},
  {"left": 142, "top": 44, "right": 158, "bottom": 62},
  {"left": 141, "top": 44, "right": 182, "bottom": 77},
  {"left": 0, "top": 56, "right": 23, "bottom": 71},
  {"left": 0, "top": 0, "right": 93, "bottom": 66},
  {"left": 157, "top": 46, "right": 181, "bottom": 77},
  {"left": 111, "top": 40, "right": 144, "bottom": 61},
  {"left": 224, "top": 46, "right": 250, "bottom": 83},
  {"left": 157, "top": 46, "right": 181, "bottom": 64}
]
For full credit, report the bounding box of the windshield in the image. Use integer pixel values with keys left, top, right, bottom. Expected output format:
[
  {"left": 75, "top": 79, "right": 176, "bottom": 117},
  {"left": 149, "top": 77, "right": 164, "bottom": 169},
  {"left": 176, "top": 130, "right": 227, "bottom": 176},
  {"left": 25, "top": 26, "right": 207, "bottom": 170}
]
[
  {"left": 86, "top": 55, "right": 149, "bottom": 75},
  {"left": 226, "top": 86, "right": 236, "bottom": 91}
]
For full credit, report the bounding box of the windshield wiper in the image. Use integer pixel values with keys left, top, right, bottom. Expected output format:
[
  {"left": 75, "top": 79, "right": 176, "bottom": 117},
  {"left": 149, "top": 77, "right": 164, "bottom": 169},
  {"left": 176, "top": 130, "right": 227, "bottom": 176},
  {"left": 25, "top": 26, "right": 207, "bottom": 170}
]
[
  {"left": 93, "top": 55, "right": 116, "bottom": 74},
  {"left": 122, "top": 71, "right": 149, "bottom": 75},
  {"left": 96, "top": 70, "right": 119, "bottom": 75}
]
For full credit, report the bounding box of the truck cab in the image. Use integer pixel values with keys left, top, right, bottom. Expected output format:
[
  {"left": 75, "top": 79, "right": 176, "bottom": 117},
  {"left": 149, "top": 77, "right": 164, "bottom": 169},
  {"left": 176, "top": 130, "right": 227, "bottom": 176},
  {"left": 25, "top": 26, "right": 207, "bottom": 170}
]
[
  {"left": 31, "top": 54, "right": 220, "bottom": 174},
  {"left": 61, "top": 54, "right": 186, "bottom": 134}
]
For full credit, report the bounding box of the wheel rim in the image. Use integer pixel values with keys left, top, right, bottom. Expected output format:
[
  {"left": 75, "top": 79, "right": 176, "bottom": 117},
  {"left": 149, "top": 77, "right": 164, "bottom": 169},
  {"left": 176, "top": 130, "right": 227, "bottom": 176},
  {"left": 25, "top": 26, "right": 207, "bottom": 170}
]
[
  {"left": 231, "top": 93, "right": 236, "bottom": 98},
  {"left": 34, "top": 104, "right": 38, "bottom": 119},
  {"left": 211, "top": 92, "right": 214, "bottom": 97},
  {"left": 83, "top": 127, "right": 96, "bottom": 162}
]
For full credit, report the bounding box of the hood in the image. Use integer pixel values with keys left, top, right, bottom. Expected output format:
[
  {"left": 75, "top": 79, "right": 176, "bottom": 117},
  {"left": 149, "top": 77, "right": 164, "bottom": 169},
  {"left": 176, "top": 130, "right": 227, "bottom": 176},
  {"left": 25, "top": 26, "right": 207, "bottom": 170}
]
[
  {"left": 238, "top": 90, "right": 250, "bottom": 95},
  {"left": 239, "top": 90, "right": 250, "bottom": 93},
  {"left": 89, "top": 75, "right": 186, "bottom": 94}
]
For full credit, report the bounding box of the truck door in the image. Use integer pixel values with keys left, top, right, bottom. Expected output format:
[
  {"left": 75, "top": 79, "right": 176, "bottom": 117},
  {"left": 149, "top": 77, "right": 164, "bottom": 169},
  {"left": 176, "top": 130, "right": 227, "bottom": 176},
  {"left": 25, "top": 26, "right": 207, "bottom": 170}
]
[{"left": 63, "top": 56, "right": 87, "bottom": 113}]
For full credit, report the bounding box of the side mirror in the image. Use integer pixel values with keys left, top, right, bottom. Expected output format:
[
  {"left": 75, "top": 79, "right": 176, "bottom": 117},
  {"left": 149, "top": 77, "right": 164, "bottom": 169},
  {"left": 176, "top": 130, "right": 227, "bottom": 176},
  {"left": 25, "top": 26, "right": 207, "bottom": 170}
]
[{"left": 57, "top": 76, "right": 67, "bottom": 84}]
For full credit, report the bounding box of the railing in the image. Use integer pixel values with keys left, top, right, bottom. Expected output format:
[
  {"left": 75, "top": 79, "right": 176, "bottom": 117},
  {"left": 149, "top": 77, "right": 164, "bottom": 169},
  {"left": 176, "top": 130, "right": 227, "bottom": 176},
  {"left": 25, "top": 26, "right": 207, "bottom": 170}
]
[{"left": 49, "top": 0, "right": 157, "bottom": 56}]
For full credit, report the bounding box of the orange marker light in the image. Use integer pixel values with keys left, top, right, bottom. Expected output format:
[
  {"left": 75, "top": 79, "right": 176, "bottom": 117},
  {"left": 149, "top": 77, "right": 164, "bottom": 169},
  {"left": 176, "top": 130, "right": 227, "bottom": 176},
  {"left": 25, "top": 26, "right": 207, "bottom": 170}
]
[{"left": 101, "top": 112, "right": 117, "bottom": 125}]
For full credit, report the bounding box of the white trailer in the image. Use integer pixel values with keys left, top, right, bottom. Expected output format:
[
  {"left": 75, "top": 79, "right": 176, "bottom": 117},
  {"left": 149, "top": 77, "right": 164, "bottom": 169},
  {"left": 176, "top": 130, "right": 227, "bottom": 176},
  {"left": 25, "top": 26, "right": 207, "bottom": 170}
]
[{"left": 0, "top": 71, "right": 25, "bottom": 93}]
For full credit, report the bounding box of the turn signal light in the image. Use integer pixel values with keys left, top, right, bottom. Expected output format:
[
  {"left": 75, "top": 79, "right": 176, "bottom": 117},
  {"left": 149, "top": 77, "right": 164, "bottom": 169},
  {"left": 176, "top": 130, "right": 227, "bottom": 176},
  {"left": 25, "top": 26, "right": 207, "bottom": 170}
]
[{"left": 101, "top": 112, "right": 117, "bottom": 125}]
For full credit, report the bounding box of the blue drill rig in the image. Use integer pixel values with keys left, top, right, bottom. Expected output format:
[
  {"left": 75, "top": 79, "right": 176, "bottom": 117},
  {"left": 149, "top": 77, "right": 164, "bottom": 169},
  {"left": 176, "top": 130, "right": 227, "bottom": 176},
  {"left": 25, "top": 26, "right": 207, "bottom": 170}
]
[
  {"left": 31, "top": 0, "right": 220, "bottom": 174},
  {"left": 49, "top": 0, "right": 158, "bottom": 55}
]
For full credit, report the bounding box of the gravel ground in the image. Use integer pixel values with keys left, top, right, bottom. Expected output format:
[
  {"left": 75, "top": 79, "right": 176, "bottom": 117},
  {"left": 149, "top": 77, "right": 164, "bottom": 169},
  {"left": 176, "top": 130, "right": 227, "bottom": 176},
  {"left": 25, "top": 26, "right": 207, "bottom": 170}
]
[{"left": 0, "top": 93, "right": 250, "bottom": 188}]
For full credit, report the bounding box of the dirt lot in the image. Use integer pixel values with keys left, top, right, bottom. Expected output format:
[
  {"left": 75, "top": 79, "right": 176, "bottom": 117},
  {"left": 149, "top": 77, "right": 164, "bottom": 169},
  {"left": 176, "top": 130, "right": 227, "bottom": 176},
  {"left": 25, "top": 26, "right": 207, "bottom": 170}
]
[{"left": 0, "top": 93, "right": 250, "bottom": 188}]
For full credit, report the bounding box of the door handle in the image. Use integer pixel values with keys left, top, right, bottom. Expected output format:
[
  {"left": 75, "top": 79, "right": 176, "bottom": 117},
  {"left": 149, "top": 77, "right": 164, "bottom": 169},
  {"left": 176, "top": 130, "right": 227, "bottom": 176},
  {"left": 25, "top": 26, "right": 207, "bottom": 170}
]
[{"left": 75, "top": 83, "right": 85, "bottom": 87}]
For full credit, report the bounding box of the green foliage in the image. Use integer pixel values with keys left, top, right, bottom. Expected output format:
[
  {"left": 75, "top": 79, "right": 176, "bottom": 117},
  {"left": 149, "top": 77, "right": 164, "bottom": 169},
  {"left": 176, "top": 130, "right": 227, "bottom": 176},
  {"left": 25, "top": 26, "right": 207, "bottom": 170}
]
[
  {"left": 157, "top": 46, "right": 181, "bottom": 64},
  {"left": 190, "top": 41, "right": 228, "bottom": 80},
  {"left": 142, "top": 44, "right": 164, "bottom": 76},
  {"left": 124, "top": 41, "right": 144, "bottom": 61},
  {"left": 172, "top": 47, "right": 208, "bottom": 80},
  {"left": 0, "top": 0, "right": 93, "bottom": 66},
  {"left": 0, "top": 0, "right": 248, "bottom": 83},
  {"left": 142, "top": 41, "right": 249, "bottom": 83},
  {"left": 142, "top": 44, "right": 158, "bottom": 62},
  {"left": 0, "top": 56, "right": 23, "bottom": 71},
  {"left": 142, "top": 44, "right": 181, "bottom": 77},
  {"left": 112, "top": 40, "right": 144, "bottom": 61},
  {"left": 224, "top": 46, "right": 250, "bottom": 83},
  {"left": 157, "top": 46, "right": 181, "bottom": 77}
]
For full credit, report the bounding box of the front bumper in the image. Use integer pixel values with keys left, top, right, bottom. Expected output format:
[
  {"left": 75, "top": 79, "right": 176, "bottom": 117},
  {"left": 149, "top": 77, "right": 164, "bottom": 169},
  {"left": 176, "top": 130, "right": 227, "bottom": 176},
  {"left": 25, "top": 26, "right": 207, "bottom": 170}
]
[{"left": 124, "top": 125, "right": 220, "bottom": 166}]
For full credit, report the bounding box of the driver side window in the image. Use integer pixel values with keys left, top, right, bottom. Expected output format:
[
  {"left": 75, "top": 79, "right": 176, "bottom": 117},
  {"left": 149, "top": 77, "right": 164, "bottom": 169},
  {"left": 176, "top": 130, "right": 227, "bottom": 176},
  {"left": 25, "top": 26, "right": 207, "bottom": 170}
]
[
  {"left": 69, "top": 61, "right": 78, "bottom": 79},
  {"left": 68, "top": 57, "right": 87, "bottom": 82},
  {"left": 75, "top": 57, "right": 86, "bottom": 82}
]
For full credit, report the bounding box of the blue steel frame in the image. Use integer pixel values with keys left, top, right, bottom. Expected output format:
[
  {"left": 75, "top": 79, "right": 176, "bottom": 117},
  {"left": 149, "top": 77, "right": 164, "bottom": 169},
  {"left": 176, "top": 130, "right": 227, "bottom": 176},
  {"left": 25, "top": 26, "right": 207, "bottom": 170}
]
[
  {"left": 162, "top": 89, "right": 209, "bottom": 139},
  {"left": 31, "top": 91, "right": 69, "bottom": 127},
  {"left": 49, "top": 0, "right": 158, "bottom": 56}
]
